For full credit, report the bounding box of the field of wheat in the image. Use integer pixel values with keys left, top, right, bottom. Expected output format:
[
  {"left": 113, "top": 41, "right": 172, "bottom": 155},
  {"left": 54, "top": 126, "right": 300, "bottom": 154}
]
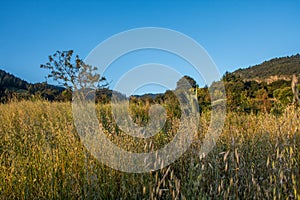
[{"left": 0, "top": 100, "right": 299, "bottom": 199}]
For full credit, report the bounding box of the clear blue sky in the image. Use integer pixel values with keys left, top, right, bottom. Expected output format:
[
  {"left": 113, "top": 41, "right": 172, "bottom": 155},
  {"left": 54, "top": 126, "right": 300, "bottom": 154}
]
[{"left": 1, "top": 0, "right": 300, "bottom": 94}]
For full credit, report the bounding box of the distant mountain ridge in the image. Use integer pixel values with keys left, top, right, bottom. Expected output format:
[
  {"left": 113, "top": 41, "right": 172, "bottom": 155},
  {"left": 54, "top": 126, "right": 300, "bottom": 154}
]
[
  {"left": 0, "top": 68, "right": 66, "bottom": 102},
  {"left": 0, "top": 69, "right": 64, "bottom": 91},
  {"left": 132, "top": 93, "right": 162, "bottom": 99},
  {"left": 233, "top": 54, "right": 300, "bottom": 83},
  {"left": 0, "top": 68, "right": 124, "bottom": 103},
  {"left": 0, "top": 69, "right": 29, "bottom": 91}
]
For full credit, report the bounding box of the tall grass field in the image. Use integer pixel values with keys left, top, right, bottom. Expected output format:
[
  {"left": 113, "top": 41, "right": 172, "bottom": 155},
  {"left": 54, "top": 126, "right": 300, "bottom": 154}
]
[{"left": 0, "top": 100, "right": 299, "bottom": 199}]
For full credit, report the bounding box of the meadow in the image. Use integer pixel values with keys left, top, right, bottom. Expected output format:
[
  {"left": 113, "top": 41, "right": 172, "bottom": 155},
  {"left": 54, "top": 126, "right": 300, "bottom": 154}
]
[{"left": 0, "top": 100, "right": 299, "bottom": 199}]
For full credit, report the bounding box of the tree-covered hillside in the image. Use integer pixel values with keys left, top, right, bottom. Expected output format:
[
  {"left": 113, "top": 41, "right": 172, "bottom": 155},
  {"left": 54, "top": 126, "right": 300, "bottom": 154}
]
[
  {"left": 234, "top": 54, "right": 300, "bottom": 82},
  {"left": 0, "top": 69, "right": 65, "bottom": 102},
  {"left": 0, "top": 69, "right": 29, "bottom": 90},
  {"left": 0, "top": 68, "right": 116, "bottom": 103}
]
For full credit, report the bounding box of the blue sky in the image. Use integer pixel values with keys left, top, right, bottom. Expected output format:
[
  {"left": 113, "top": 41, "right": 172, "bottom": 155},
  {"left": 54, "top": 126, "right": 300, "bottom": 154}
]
[{"left": 1, "top": 0, "right": 300, "bottom": 94}]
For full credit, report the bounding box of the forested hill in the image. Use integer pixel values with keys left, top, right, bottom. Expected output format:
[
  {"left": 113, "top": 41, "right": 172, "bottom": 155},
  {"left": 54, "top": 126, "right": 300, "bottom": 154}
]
[
  {"left": 233, "top": 54, "right": 300, "bottom": 83},
  {"left": 0, "top": 69, "right": 29, "bottom": 91},
  {"left": 0, "top": 68, "right": 118, "bottom": 103},
  {"left": 0, "top": 68, "right": 65, "bottom": 102}
]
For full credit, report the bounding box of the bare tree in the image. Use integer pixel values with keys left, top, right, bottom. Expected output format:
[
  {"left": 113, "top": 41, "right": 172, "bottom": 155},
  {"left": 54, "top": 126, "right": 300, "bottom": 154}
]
[
  {"left": 41, "top": 50, "right": 107, "bottom": 90},
  {"left": 41, "top": 50, "right": 108, "bottom": 101}
]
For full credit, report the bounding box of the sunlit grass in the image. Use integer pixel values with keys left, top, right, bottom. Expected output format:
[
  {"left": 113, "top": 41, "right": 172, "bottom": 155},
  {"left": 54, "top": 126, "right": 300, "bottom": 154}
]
[{"left": 0, "top": 100, "right": 299, "bottom": 199}]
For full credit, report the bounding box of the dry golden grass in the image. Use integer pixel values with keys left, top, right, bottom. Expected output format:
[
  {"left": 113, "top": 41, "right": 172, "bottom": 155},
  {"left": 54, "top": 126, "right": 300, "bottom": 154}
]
[{"left": 0, "top": 100, "right": 299, "bottom": 199}]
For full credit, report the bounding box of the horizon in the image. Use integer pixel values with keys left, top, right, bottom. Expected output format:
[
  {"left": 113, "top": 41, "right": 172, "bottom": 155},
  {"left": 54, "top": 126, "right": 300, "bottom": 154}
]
[
  {"left": 1, "top": 0, "right": 300, "bottom": 95},
  {"left": 0, "top": 52, "right": 299, "bottom": 96}
]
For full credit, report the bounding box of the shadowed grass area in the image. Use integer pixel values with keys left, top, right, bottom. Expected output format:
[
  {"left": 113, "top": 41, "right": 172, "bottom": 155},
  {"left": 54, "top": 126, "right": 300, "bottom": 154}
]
[{"left": 0, "top": 101, "right": 299, "bottom": 199}]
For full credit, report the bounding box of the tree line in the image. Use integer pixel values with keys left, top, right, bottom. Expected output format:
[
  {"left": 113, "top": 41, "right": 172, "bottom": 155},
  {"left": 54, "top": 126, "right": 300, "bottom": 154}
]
[{"left": 1, "top": 51, "right": 299, "bottom": 115}]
